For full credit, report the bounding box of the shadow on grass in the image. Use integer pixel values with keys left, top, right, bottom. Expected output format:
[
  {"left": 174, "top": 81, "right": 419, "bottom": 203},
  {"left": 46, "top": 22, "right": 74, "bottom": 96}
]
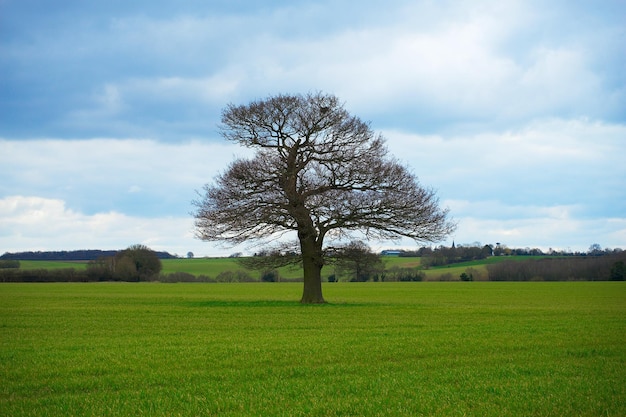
[{"left": 185, "top": 300, "right": 377, "bottom": 308}]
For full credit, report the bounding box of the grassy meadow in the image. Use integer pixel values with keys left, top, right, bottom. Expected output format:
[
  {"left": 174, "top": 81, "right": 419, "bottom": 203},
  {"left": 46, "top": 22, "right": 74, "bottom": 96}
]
[{"left": 1, "top": 282, "right": 624, "bottom": 416}]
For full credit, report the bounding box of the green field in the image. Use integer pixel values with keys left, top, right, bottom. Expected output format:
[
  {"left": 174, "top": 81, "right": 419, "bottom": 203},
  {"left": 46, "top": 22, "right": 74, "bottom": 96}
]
[
  {"left": 15, "top": 256, "right": 508, "bottom": 281},
  {"left": 160, "top": 258, "right": 305, "bottom": 280},
  {"left": 17, "top": 260, "right": 90, "bottom": 271},
  {"left": 15, "top": 258, "right": 304, "bottom": 280},
  {"left": 1, "top": 282, "right": 624, "bottom": 416}
]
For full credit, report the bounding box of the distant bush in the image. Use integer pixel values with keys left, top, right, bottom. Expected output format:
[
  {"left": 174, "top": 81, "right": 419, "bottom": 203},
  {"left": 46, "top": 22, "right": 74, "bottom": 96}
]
[
  {"left": 86, "top": 257, "right": 114, "bottom": 281},
  {"left": 0, "top": 260, "right": 20, "bottom": 269},
  {"left": 465, "top": 267, "right": 487, "bottom": 281},
  {"left": 195, "top": 274, "right": 215, "bottom": 283},
  {"left": 460, "top": 272, "right": 473, "bottom": 281},
  {"left": 383, "top": 267, "right": 424, "bottom": 282},
  {"left": 216, "top": 270, "right": 254, "bottom": 282},
  {"left": 85, "top": 245, "right": 162, "bottom": 281},
  {"left": 437, "top": 273, "right": 454, "bottom": 282},
  {"left": 159, "top": 272, "right": 198, "bottom": 283},
  {"left": 0, "top": 264, "right": 227, "bottom": 283},
  {"left": 261, "top": 270, "right": 280, "bottom": 282},
  {"left": 0, "top": 268, "right": 89, "bottom": 282},
  {"left": 610, "top": 261, "right": 625, "bottom": 281}
]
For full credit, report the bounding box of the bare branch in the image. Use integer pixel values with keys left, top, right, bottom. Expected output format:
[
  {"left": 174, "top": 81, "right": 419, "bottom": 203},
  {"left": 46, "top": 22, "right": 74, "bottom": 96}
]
[{"left": 194, "top": 92, "right": 455, "bottom": 302}]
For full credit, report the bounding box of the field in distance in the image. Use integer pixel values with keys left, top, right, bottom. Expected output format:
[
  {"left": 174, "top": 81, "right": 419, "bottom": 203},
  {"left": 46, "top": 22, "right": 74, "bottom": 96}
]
[
  {"left": 16, "top": 256, "right": 542, "bottom": 281},
  {"left": 1, "top": 282, "right": 624, "bottom": 416}
]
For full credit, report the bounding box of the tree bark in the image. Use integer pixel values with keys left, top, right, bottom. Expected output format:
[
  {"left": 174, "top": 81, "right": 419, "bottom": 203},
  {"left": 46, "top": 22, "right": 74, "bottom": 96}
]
[{"left": 298, "top": 233, "right": 325, "bottom": 304}]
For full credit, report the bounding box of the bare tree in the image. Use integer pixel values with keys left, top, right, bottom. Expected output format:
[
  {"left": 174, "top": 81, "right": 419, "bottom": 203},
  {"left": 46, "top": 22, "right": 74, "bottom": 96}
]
[
  {"left": 329, "top": 241, "right": 385, "bottom": 282},
  {"left": 193, "top": 92, "right": 455, "bottom": 303}
]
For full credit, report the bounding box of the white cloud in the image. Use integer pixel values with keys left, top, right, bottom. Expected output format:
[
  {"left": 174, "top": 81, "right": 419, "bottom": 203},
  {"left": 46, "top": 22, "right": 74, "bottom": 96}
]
[
  {"left": 3, "top": 0, "right": 623, "bottom": 141},
  {"left": 0, "top": 195, "right": 233, "bottom": 257},
  {"left": 2, "top": 193, "right": 621, "bottom": 257},
  {"left": 183, "top": 0, "right": 615, "bottom": 129},
  {"left": 383, "top": 118, "right": 626, "bottom": 215},
  {"left": 1, "top": 116, "right": 624, "bottom": 255},
  {"left": 119, "top": 74, "right": 243, "bottom": 106},
  {"left": 96, "top": 84, "right": 125, "bottom": 115},
  {"left": 0, "top": 138, "right": 251, "bottom": 216},
  {"left": 444, "top": 200, "right": 583, "bottom": 221},
  {"left": 451, "top": 214, "right": 626, "bottom": 252}
]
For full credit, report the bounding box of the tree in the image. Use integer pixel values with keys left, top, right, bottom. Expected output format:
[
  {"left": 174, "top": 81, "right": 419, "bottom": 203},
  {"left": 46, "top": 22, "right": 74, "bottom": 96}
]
[
  {"left": 115, "top": 255, "right": 138, "bottom": 281},
  {"left": 610, "top": 261, "right": 625, "bottom": 281},
  {"left": 238, "top": 244, "right": 301, "bottom": 273},
  {"left": 460, "top": 272, "right": 473, "bottom": 281},
  {"left": 588, "top": 243, "right": 602, "bottom": 255},
  {"left": 193, "top": 92, "right": 455, "bottom": 303},
  {"left": 86, "top": 245, "right": 162, "bottom": 281},
  {"left": 330, "top": 241, "right": 385, "bottom": 282},
  {"left": 86, "top": 257, "right": 115, "bottom": 281},
  {"left": 116, "top": 244, "right": 162, "bottom": 280}
]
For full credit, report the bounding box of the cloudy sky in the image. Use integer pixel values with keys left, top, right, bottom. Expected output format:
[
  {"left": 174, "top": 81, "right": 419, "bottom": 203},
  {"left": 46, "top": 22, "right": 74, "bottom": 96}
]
[{"left": 1, "top": 0, "right": 625, "bottom": 257}]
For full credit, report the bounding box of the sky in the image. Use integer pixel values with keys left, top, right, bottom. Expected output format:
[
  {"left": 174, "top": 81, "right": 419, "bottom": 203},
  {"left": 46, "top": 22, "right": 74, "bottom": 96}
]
[{"left": 1, "top": 0, "right": 625, "bottom": 257}]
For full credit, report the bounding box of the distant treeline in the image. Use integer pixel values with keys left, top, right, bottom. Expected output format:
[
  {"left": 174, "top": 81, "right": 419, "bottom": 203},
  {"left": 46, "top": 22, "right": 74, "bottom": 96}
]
[
  {"left": 0, "top": 268, "right": 304, "bottom": 283},
  {"left": 1, "top": 245, "right": 625, "bottom": 282},
  {"left": 0, "top": 249, "right": 177, "bottom": 261},
  {"left": 389, "top": 244, "right": 624, "bottom": 268},
  {"left": 486, "top": 252, "right": 626, "bottom": 281}
]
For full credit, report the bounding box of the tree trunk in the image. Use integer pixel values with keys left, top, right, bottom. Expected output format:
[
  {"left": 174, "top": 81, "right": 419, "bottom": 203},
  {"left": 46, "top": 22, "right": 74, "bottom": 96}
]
[{"left": 299, "top": 234, "right": 326, "bottom": 304}]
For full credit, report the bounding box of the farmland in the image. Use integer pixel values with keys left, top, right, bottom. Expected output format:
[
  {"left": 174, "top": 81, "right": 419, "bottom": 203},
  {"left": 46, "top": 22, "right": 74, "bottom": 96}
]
[
  {"left": 1, "top": 282, "right": 624, "bottom": 416},
  {"left": 14, "top": 256, "right": 529, "bottom": 281}
]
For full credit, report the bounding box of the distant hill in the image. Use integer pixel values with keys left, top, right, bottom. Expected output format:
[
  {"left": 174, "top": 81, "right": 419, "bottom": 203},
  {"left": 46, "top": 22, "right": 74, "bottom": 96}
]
[{"left": 0, "top": 250, "right": 177, "bottom": 261}]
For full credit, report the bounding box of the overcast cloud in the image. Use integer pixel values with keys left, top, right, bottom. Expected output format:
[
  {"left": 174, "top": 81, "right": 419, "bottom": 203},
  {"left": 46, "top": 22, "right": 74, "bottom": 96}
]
[{"left": 1, "top": 0, "right": 624, "bottom": 256}]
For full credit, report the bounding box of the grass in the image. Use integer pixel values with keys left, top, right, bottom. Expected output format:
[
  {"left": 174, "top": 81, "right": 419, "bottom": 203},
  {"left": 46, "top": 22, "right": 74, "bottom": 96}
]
[
  {"left": 381, "top": 256, "right": 422, "bottom": 269},
  {"left": 1, "top": 282, "right": 624, "bottom": 416},
  {"left": 161, "top": 257, "right": 246, "bottom": 276},
  {"left": 160, "top": 258, "right": 305, "bottom": 279},
  {"left": 17, "top": 260, "right": 89, "bottom": 270}
]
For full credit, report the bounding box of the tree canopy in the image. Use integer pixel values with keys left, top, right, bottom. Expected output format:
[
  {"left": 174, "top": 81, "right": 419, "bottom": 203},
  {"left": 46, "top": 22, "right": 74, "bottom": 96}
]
[
  {"left": 328, "top": 241, "right": 385, "bottom": 282},
  {"left": 194, "top": 92, "right": 455, "bottom": 303},
  {"left": 86, "top": 244, "right": 162, "bottom": 281}
]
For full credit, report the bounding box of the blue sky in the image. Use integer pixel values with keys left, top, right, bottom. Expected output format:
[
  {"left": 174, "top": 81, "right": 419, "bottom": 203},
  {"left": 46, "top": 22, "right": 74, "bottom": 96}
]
[{"left": 1, "top": 0, "right": 625, "bottom": 256}]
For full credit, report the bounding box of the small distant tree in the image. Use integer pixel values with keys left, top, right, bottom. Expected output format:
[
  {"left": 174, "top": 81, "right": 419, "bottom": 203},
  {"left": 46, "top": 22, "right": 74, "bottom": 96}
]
[
  {"left": 610, "top": 261, "right": 625, "bottom": 281},
  {"left": 261, "top": 269, "right": 280, "bottom": 282},
  {"left": 460, "top": 272, "right": 473, "bottom": 281},
  {"left": 330, "top": 241, "right": 384, "bottom": 282},
  {"left": 588, "top": 243, "right": 602, "bottom": 256},
  {"left": 116, "top": 244, "right": 162, "bottom": 281},
  {"left": 494, "top": 243, "right": 510, "bottom": 256},
  {"left": 238, "top": 244, "right": 301, "bottom": 273},
  {"left": 115, "top": 256, "right": 138, "bottom": 281},
  {"left": 187, "top": 251, "right": 194, "bottom": 259},
  {"left": 86, "top": 257, "right": 115, "bottom": 281}
]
